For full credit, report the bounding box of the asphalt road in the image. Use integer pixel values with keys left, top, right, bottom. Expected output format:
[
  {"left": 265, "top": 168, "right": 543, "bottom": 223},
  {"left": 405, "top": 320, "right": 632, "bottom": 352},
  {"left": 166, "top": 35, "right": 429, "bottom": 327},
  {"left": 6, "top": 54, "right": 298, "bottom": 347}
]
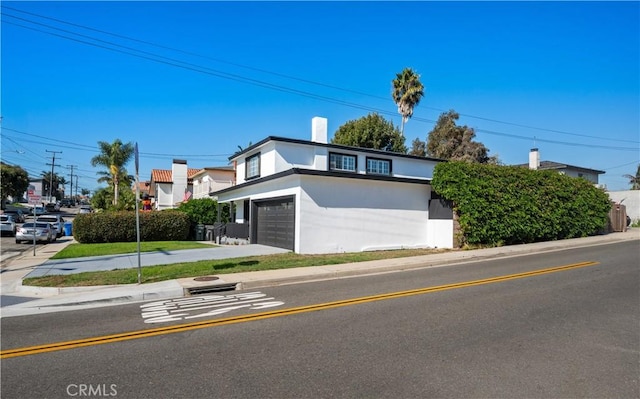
[{"left": 1, "top": 240, "right": 638, "bottom": 398}]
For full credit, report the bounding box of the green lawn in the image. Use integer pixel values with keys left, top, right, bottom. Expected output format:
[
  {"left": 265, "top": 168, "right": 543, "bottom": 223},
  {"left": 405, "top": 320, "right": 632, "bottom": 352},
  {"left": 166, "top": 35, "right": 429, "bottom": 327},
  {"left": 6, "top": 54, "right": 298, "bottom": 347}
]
[
  {"left": 51, "top": 241, "right": 215, "bottom": 259},
  {"left": 24, "top": 244, "right": 451, "bottom": 287}
]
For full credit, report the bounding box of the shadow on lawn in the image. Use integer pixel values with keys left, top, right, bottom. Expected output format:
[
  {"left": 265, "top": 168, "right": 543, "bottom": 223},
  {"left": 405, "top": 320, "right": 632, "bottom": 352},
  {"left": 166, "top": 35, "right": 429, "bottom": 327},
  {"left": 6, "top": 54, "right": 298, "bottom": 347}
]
[{"left": 213, "top": 260, "right": 260, "bottom": 270}]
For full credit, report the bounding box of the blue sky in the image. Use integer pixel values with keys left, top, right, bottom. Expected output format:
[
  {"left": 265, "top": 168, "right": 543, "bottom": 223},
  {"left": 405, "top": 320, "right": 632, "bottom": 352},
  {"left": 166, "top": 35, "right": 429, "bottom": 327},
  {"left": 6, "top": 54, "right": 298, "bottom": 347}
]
[{"left": 1, "top": 1, "right": 638, "bottom": 194}]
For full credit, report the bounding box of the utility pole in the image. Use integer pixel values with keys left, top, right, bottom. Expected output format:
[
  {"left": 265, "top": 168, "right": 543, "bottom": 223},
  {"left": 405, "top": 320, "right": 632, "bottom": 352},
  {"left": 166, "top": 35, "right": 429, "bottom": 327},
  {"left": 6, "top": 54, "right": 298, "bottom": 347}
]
[
  {"left": 45, "top": 150, "right": 62, "bottom": 203},
  {"left": 67, "top": 165, "right": 77, "bottom": 203}
]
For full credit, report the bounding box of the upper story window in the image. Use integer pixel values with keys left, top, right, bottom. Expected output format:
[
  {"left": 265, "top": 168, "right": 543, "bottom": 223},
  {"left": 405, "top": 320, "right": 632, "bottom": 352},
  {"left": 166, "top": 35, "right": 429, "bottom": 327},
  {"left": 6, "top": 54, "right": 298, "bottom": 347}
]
[
  {"left": 246, "top": 153, "right": 261, "bottom": 180},
  {"left": 366, "top": 157, "right": 391, "bottom": 175},
  {"left": 329, "top": 152, "right": 356, "bottom": 172}
]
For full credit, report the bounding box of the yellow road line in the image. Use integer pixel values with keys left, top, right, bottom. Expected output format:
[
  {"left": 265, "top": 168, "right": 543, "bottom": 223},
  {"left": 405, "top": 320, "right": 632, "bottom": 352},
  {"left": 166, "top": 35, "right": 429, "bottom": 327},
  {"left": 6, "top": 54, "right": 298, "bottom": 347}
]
[{"left": 1, "top": 261, "right": 598, "bottom": 359}]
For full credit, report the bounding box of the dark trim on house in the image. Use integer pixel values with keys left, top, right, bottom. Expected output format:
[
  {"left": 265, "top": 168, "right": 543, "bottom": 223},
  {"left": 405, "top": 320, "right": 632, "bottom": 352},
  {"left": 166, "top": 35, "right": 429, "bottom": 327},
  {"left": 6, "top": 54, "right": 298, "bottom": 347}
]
[
  {"left": 329, "top": 151, "right": 358, "bottom": 172},
  {"left": 429, "top": 191, "right": 453, "bottom": 220},
  {"left": 515, "top": 161, "right": 605, "bottom": 175},
  {"left": 210, "top": 168, "right": 431, "bottom": 197},
  {"left": 365, "top": 156, "right": 392, "bottom": 176},
  {"left": 245, "top": 152, "right": 261, "bottom": 180},
  {"left": 228, "top": 136, "right": 446, "bottom": 163}
]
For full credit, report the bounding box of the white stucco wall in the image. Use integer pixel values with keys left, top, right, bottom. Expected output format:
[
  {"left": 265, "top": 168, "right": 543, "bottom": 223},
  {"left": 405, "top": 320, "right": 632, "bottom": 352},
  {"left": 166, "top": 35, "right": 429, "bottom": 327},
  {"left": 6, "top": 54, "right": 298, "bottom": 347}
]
[
  {"left": 155, "top": 183, "right": 173, "bottom": 210},
  {"left": 560, "top": 169, "right": 599, "bottom": 184},
  {"left": 426, "top": 220, "right": 454, "bottom": 249},
  {"left": 608, "top": 190, "right": 640, "bottom": 222},
  {"left": 298, "top": 176, "right": 434, "bottom": 254},
  {"left": 172, "top": 161, "right": 188, "bottom": 206},
  {"left": 274, "top": 142, "right": 315, "bottom": 171},
  {"left": 193, "top": 171, "right": 235, "bottom": 199}
]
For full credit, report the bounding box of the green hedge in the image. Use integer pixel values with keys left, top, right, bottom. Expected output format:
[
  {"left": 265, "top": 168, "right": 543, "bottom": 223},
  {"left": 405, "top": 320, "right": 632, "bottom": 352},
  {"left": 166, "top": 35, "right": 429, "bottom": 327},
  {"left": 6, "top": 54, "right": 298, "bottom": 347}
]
[
  {"left": 432, "top": 162, "right": 611, "bottom": 246},
  {"left": 73, "top": 210, "right": 191, "bottom": 243}
]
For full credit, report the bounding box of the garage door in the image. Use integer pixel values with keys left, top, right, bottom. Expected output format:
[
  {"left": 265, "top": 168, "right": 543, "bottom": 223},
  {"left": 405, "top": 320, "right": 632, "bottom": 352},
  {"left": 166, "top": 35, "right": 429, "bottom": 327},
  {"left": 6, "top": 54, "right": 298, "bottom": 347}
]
[{"left": 252, "top": 197, "right": 295, "bottom": 251}]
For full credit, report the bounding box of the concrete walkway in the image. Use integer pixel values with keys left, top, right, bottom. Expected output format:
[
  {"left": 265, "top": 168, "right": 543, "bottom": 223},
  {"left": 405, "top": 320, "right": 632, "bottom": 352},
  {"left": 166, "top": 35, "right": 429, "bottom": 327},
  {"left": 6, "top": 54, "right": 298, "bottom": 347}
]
[{"left": 1, "top": 229, "right": 638, "bottom": 318}]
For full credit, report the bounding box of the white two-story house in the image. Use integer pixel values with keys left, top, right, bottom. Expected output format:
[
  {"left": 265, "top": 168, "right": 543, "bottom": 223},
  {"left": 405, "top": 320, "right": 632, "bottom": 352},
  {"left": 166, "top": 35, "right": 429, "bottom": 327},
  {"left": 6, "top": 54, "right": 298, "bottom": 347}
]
[{"left": 211, "top": 117, "right": 454, "bottom": 254}]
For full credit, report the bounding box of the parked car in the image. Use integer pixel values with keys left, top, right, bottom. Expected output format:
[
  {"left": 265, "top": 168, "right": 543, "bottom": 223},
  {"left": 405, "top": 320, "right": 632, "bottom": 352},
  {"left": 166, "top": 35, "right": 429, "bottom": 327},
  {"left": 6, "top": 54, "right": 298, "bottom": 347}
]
[
  {"left": 45, "top": 202, "right": 60, "bottom": 213},
  {"left": 2, "top": 209, "right": 25, "bottom": 223},
  {"left": 36, "top": 215, "right": 65, "bottom": 238},
  {"left": 60, "top": 198, "right": 74, "bottom": 207},
  {"left": 33, "top": 206, "right": 46, "bottom": 216},
  {"left": 79, "top": 205, "right": 94, "bottom": 214},
  {"left": 15, "top": 222, "right": 55, "bottom": 244},
  {"left": 1, "top": 214, "right": 17, "bottom": 237}
]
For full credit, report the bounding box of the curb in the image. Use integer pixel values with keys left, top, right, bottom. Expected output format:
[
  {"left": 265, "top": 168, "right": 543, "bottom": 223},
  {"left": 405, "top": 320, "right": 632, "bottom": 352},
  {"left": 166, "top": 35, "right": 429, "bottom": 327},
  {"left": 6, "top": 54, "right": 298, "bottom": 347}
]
[{"left": 3, "top": 229, "right": 638, "bottom": 317}]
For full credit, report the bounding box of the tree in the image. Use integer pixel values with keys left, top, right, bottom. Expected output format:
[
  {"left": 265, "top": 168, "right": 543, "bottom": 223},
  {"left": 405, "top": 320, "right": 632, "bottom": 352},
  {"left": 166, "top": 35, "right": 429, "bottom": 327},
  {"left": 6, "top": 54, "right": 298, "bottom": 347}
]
[
  {"left": 41, "top": 171, "right": 65, "bottom": 201},
  {"left": 331, "top": 113, "right": 407, "bottom": 153},
  {"left": 91, "top": 186, "right": 135, "bottom": 211},
  {"left": 56, "top": 176, "right": 67, "bottom": 200},
  {"left": 623, "top": 164, "right": 640, "bottom": 190},
  {"left": 392, "top": 67, "right": 425, "bottom": 136},
  {"left": 95, "top": 168, "right": 134, "bottom": 195},
  {"left": 426, "top": 110, "right": 499, "bottom": 164},
  {"left": 0, "top": 163, "right": 29, "bottom": 203},
  {"left": 408, "top": 138, "right": 427, "bottom": 157},
  {"left": 91, "top": 187, "right": 111, "bottom": 210},
  {"left": 90, "top": 139, "right": 135, "bottom": 205}
]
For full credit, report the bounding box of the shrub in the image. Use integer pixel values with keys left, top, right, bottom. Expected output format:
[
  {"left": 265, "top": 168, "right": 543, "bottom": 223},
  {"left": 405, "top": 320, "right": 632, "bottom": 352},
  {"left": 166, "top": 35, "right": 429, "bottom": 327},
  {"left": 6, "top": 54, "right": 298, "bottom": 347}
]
[
  {"left": 73, "top": 210, "right": 190, "bottom": 243},
  {"left": 176, "top": 198, "right": 230, "bottom": 224},
  {"left": 432, "top": 162, "right": 611, "bottom": 246}
]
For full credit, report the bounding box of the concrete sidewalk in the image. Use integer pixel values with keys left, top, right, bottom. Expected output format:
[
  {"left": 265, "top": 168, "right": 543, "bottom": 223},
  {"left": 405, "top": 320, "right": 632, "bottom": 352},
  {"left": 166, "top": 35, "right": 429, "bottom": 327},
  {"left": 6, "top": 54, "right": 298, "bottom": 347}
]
[{"left": 1, "top": 229, "right": 638, "bottom": 317}]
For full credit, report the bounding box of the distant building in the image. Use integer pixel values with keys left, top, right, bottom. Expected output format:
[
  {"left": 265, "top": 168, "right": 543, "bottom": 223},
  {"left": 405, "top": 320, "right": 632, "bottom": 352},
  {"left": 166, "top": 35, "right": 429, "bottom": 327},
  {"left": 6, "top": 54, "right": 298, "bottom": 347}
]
[
  {"left": 191, "top": 166, "right": 235, "bottom": 200},
  {"left": 516, "top": 148, "right": 605, "bottom": 185},
  {"left": 149, "top": 160, "right": 199, "bottom": 210},
  {"left": 149, "top": 160, "right": 234, "bottom": 210}
]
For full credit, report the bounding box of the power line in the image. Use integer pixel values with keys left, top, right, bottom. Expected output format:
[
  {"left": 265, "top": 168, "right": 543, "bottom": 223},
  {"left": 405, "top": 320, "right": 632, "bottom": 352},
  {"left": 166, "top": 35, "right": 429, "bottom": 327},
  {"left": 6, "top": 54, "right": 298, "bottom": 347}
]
[
  {"left": 603, "top": 160, "right": 640, "bottom": 171},
  {"left": 2, "top": 6, "right": 638, "bottom": 146},
  {"left": 1, "top": 128, "right": 234, "bottom": 159}
]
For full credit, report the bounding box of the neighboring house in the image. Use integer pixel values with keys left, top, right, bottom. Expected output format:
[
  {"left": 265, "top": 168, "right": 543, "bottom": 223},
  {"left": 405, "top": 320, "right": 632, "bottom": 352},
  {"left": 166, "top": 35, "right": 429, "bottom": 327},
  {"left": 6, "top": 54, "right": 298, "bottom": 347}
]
[
  {"left": 211, "top": 117, "right": 453, "bottom": 254},
  {"left": 518, "top": 148, "right": 605, "bottom": 185},
  {"left": 149, "top": 160, "right": 200, "bottom": 210},
  {"left": 191, "top": 166, "right": 235, "bottom": 199},
  {"left": 132, "top": 180, "right": 151, "bottom": 199}
]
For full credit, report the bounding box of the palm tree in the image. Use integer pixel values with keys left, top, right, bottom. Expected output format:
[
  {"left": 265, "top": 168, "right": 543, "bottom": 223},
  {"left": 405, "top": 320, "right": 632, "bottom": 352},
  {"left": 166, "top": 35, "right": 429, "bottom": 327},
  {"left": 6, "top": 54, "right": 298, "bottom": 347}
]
[
  {"left": 90, "top": 139, "right": 134, "bottom": 205},
  {"left": 96, "top": 168, "right": 134, "bottom": 194},
  {"left": 623, "top": 164, "right": 640, "bottom": 190},
  {"left": 41, "top": 171, "right": 64, "bottom": 201},
  {"left": 392, "top": 67, "right": 425, "bottom": 136}
]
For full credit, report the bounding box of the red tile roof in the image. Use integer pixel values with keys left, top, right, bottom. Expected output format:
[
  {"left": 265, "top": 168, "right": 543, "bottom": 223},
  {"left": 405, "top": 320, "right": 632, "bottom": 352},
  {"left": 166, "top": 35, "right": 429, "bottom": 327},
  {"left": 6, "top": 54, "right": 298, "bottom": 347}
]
[
  {"left": 132, "top": 181, "right": 151, "bottom": 195},
  {"left": 150, "top": 169, "right": 201, "bottom": 183}
]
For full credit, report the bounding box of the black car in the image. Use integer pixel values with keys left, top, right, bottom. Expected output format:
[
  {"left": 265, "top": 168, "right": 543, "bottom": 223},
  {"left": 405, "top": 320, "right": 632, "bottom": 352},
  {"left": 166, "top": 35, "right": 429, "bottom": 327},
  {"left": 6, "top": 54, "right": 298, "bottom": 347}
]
[{"left": 60, "top": 199, "right": 74, "bottom": 207}]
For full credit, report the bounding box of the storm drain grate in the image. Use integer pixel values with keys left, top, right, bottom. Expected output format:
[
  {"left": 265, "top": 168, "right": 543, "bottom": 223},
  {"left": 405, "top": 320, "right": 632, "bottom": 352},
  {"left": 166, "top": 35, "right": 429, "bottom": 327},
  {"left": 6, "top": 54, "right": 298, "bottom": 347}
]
[{"left": 186, "top": 283, "right": 238, "bottom": 296}]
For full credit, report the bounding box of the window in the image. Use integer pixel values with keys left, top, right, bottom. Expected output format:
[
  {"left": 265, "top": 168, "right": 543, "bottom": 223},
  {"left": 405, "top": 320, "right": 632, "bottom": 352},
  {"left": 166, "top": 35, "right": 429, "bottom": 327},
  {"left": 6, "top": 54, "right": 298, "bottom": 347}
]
[
  {"left": 246, "top": 153, "right": 260, "bottom": 179},
  {"left": 329, "top": 153, "right": 356, "bottom": 172},
  {"left": 366, "top": 158, "right": 391, "bottom": 175}
]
